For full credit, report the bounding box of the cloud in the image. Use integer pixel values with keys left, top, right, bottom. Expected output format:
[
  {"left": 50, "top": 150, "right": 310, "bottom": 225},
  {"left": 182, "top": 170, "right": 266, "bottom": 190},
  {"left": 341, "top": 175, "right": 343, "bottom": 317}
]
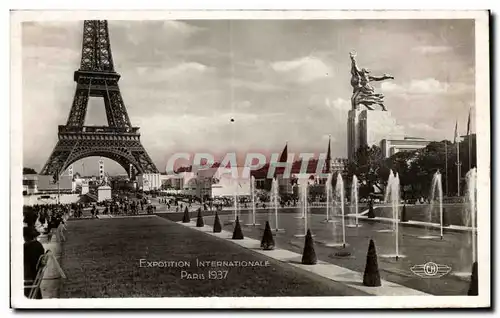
[
  {"left": 164, "top": 62, "right": 209, "bottom": 76},
  {"left": 22, "top": 21, "right": 81, "bottom": 48},
  {"left": 380, "top": 78, "right": 472, "bottom": 95},
  {"left": 234, "top": 100, "right": 252, "bottom": 109},
  {"left": 321, "top": 134, "right": 336, "bottom": 142},
  {"left": 123, "top": 20, "right": 204, "bottom": 45},
  {"left": 180, "top": 47, "right": 231, "bottom": 60},
  {"left": 409, "top": 78, "right": 449, "bottom": 93},
  {"left": 325, "top": 97, "right": 351, "bottom": 112},
  {"left": 21, "top": 20, "right": 476, "bottom": 170},
  {"left": 134, "top": 62, "right": 210, "bottom": 83},
  {"left": 22, "top": 46, "right": 80, "bottom": 71},
  {"left": 412, "top": 46, "right": 453, "bottom": 54},
  {"left": 161, "top": 21, "right": 205, "bottom": 36},
  {"left": 271, "top": 56, "right": 332, "bottom": 83},
  {"left": 408, "top": 122, "right": 440, "bottom": 133},
  {"left": 230, "top": 78, "right": 285, "bottom": 92}
]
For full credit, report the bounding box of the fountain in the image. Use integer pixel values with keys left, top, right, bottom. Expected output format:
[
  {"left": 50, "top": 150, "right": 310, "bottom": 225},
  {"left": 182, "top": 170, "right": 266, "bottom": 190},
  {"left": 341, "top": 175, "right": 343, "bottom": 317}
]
[
  {"left": 325, "top": 173, "right": 347, "bottom": 247},
  {"left": 377, "top": 169, "right": 396, "bottom": 233},
  {"left": 295, "top": 178, "right": 306, "bottom": 220},
  {"left": 466, "top": 168, "right": 477, "bottom": 264},
  {"left": 419, "top": 170, "right": 444, "bottom": 239},
  {"left": 233, "top": 178, "right": 239, "bottom": 223},
  {"left": 325, "top": 172, "right": 332, "bottom": 221},
  {"left": 384, "top": 170, "right": 395, "bottom": 204},
  {"left": 294, "top": 178, "right": 309, "bottom": 237},
  {"left": 346, "top": 174, "right": 361, "bottom": 228},
  {"left": 323, "top": 172, "right": 337, "bottom": 223},
  {"left": 454, "top": 168, "right": 477, "bottom": 278},
  {"left": 246, "top": 175, "right": 260, "bottom": 226},
  {"left": 271, "top": 178, "right": 284, "bottom": 232},
  {"left": 380, "top": 171, "right": 405, "bottom": 260}
]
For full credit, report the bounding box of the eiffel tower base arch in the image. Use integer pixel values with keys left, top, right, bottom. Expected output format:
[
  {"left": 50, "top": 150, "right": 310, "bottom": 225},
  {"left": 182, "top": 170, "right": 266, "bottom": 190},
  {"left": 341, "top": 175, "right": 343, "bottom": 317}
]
[{"left": 40, "top": 128, "right": 158, "bottom": 180}]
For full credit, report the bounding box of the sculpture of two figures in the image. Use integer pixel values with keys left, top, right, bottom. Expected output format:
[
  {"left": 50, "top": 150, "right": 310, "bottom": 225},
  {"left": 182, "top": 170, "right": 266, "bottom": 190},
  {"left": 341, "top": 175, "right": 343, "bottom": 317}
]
[
  {"left": 99, "top": 174, "right": 110, "bottom": 187},
  {"left": 350, "top": 51, "right": 394, "bottom": 111}
]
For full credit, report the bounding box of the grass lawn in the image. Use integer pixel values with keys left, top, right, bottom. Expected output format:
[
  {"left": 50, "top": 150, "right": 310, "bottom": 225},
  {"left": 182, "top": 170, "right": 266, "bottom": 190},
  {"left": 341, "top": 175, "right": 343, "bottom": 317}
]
[{"left": 60, "top": 216, "right": 354, "bottom": 297}]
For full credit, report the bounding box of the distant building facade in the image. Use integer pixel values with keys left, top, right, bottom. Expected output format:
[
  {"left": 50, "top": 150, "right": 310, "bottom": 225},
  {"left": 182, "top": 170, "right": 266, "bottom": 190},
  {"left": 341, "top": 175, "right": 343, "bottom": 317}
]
[
  {"left": 250, "top": 142, "right": 347, "bottom": 198},
  {"left": 348, "top": 108, "right": 434, "bottom": 160},
  {"left": 22, "top": 174, "right": 38, "bottom": 195},
  {"left": 380, "top": 137, "right": 432, "bottom": 158}
]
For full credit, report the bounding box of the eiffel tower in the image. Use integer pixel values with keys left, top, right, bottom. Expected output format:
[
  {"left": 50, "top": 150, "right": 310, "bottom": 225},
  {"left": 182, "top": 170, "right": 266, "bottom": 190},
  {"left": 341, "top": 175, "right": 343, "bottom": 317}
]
[{"left": 40, "top": 20, "right": 158, "bottom": 178}]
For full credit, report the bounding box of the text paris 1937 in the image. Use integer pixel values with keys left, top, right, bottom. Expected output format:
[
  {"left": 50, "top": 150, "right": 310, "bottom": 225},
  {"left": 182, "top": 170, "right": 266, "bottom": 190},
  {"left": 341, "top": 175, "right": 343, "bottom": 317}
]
[{"left": 181, "top": 270, "right": 229, "bottom": 280}]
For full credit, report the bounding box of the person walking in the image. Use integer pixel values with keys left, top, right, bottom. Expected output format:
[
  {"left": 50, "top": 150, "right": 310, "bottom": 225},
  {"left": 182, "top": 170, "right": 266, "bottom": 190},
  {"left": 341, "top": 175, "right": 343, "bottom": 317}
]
[
  {"left": 46, "top": 216, "right": 56, "bottom": 242},
  {"left": 56, "top": 218, "right": 67, "bottom": 242}
]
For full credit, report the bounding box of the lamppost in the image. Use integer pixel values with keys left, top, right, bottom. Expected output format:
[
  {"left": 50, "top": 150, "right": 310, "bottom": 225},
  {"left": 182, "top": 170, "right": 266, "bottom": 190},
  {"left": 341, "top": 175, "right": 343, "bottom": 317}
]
[{"left": 53, "top": 169, "right": 60, "bottom": 205}]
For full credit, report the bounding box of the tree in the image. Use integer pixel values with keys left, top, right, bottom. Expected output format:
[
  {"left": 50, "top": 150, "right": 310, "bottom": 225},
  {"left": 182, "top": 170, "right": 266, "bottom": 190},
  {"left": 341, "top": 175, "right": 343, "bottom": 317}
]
[
  {"left": 383, "top": 139, "right": 470, "bottom": 199},
  {"left": 384, "top": 150, "right": 418, "bottom": 200},
  {"left": 410, "top": 140, "right": 458, "bottom": 197},
  {"left": 23, "top": 167, "right": 37, "bottom": 175},
  {"left": 347, "top": 145, "right": 389, "bottom": 197}
]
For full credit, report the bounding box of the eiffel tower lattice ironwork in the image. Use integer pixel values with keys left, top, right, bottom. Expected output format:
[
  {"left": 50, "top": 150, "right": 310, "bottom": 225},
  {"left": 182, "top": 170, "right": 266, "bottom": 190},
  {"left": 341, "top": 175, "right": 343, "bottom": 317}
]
[{"left": 40, "top": 20, "right": 159, "bottom": 177}]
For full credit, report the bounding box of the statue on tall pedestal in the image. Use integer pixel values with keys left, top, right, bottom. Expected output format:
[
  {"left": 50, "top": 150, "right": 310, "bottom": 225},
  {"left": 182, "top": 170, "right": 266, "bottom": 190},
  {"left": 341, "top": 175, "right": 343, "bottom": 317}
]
[{"left": 350, "top": 51, "right": 394, "bottom": 111}]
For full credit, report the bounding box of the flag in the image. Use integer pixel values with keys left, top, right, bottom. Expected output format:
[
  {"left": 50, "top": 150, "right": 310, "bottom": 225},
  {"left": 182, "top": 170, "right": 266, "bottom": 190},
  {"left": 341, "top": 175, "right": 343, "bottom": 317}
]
[
  {"left": 454, "top": 121, "right": 459, "bottom": 144},
  {"left": 274, "top": 142, "right": 288, "bottom": 178},
  {"left": 278, "top": 142, "right": 288, "bottom": 163},
  {"left": 467, "top": 108, "right": 471, "bottom": 136},
  {"left": 326, "top": 135, "right": 332, "bottom": 173}
]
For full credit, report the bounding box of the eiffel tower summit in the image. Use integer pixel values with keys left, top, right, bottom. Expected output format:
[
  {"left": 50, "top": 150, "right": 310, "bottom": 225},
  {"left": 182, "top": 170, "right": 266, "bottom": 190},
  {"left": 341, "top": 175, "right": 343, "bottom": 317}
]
[{"left": 40, "top": 20, "right": 159, "bottom": 189}]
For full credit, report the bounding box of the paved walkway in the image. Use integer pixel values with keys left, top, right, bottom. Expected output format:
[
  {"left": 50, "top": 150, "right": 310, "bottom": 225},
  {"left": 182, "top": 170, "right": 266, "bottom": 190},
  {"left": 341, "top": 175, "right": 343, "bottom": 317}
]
[
  {"left": 60, "top": 216, "right": 362, "bottom": 297},
  {"left": 175, "top": 218, "right": 429, "bottom": 296}
]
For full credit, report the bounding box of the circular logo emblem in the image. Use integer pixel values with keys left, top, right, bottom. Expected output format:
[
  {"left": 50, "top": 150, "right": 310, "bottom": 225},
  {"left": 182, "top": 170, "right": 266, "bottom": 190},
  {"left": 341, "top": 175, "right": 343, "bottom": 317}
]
[{"left": 423, "top": 262, "right": 439, "bottom": 276}]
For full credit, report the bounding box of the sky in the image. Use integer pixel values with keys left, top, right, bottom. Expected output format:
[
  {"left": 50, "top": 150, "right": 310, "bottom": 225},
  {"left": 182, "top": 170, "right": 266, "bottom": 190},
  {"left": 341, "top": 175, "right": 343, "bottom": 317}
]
[{"left": 22, "top": 19, "right": 475, "bottom": 175}]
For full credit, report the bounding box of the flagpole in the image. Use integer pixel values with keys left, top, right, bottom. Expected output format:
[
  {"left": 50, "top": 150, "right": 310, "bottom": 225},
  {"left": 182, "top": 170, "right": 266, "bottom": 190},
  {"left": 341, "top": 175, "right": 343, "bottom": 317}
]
[
  {"left": 57, "top": 178, "right": 60, "bottom": 205},
  {"left": 454, "top": 120, "right": 461, "bottom": 197},
  {"left": 456, "top": 138, "right": 461, "bottom": 197},
  {"left": 467, "top": 107, "right": 472, "bottom": 171},
  {"left": 445, "top": 141, "right": 448, "bottom": 196},
  {"left": 468, "top": 135, "right": 471, "bottom": 171}
]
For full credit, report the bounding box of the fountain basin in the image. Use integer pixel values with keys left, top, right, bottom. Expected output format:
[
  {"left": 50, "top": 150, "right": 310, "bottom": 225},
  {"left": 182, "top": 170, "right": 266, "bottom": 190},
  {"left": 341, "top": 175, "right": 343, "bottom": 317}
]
[
  {"left": 346, "top": 224, "right": 363, "bottom": 228},
  {"left": 294, "top": 233, "right": 316, "bottom": 238},
  {"left": 451, "top": 272, "right": 472, "bottom": 281},
  {"left": 377, "top": 229, "right": 395, "bottom": 233},
  {"left": 244, "top": 223, "right": 261, "bottom": 226},
  {"left": 380, "top": 254, "right": 407, "bottom": 260},
  {"left": 324, "top": 242, "right": 350, "bottom": 248},
  {"left": 417, "top": 235, "right": 443, "bottom": 240}
]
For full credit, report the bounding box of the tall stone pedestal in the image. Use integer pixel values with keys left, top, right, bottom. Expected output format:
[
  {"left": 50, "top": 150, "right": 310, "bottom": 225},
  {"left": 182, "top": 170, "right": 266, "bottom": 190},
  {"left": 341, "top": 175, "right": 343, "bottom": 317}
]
[
  {"left": 347, "top": 109, "right": 363, "bottom": 161},
  {"left": 81, "top": 182, "right": 89, "bottom": 195},
  {"left": 347, "top": 109, "right": 404, "bottom": 161},
  {"left": 98, "top": 185, "right": 112, "bottom": 202}
]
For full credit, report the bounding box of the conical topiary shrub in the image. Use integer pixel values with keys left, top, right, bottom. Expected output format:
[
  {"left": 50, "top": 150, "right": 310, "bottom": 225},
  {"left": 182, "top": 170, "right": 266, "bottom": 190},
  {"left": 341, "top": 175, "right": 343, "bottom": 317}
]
[
  {"left": 213, "top": 212, "right": 222, "bottom": 233},
  {"left": 367, "top": 202, "right": 375, "bottom": 219},
  {"left": 467, "top": 262, "right": 478, "bottom": 296},
  {"left": 301, "top": 229, "right": 317, "bottom": 265},
  {"left": 260, "top": 221, "right": 275, "bottom": 250},
  {"left": 182, "top": 206, "right": 190, "bottom": 223},
  {"left": 196, "top": 208, "right": 204, "bottom": 227},
  {"left": 232, "top": 216, "right": 244, "bottom": 239},
  {"left": 363, "top": 239, "right": 381, "bottom": 287},
  {"left": 400, "top": 204, "right": 408, "bottom": 222}
]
